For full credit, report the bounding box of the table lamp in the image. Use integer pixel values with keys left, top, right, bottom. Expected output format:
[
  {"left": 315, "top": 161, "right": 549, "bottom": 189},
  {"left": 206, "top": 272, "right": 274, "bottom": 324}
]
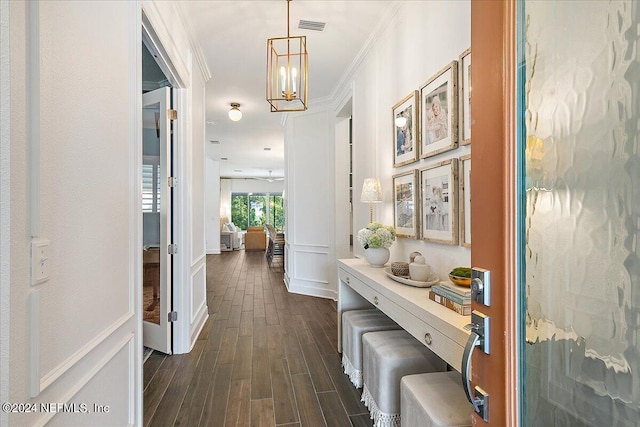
[{"left": 360, "top": 178, "right": 383, "bottom": 223}]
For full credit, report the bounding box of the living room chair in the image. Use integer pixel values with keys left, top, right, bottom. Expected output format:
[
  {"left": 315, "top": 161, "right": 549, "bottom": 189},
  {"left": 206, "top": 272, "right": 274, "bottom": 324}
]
[{"left": 244, "top": 226, "right": 266, "bottom": 251}]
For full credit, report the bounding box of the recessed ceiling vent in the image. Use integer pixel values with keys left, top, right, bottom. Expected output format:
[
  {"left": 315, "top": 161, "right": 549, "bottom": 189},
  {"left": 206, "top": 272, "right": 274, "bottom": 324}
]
[{"left": 298, "top": 20, "right": 326, "bottom": 31}]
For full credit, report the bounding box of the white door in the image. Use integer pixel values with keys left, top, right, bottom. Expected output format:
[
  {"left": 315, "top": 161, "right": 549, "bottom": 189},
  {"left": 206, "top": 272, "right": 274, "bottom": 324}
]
[{"left": 142, "top": 87, "right": 173, "bottom": 354}]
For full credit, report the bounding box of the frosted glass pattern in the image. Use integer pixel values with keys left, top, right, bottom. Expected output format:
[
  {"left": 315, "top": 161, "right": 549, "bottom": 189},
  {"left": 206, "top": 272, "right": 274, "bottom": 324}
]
[{"left": 521, "top": 1, "right": 640, "bottom": 425}]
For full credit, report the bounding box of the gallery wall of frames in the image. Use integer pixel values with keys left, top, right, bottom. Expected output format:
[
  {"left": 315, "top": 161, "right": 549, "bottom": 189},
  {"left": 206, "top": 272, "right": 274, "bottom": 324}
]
[{"left": 392, "top": 48, "right": 472, "bottom": 248}]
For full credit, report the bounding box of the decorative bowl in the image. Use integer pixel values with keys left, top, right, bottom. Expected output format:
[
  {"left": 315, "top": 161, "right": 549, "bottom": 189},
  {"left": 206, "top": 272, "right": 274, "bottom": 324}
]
[
  {"left": 449, "top": 274, "right": 471, "bottom": 287},
  {"left": 391, "top": 262, "right": 410, "bottom": 277}
]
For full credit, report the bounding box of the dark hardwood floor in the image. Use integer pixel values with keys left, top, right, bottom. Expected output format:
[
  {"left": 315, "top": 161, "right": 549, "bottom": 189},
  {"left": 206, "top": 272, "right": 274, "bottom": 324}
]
[{"left": 143, "top": 250, "right": 371, "bottom": 427}]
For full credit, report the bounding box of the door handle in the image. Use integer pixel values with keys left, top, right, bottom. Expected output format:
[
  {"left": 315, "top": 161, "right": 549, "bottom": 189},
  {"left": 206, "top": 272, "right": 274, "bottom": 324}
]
[
  {"left": 461, "top": 313, "right": 490, "bottom": 422},
  {"left": 462, "top": 331, "right": 480, "bottom": 410}
]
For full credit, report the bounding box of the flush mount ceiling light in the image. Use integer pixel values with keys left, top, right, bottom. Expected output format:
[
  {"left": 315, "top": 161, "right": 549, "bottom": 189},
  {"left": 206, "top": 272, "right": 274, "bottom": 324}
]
[
  {"left": 266, "top": 0, "right": 308, "bottom": 112},
  {"left": 228, "top": 103, "right": 242, "bottom": 121}
]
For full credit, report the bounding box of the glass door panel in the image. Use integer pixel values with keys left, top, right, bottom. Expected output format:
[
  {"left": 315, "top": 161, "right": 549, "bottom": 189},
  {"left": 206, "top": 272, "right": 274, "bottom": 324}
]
[
  {"left": 142, "top": 87, "right": 172, "bottom": 354},
  {"left": 519, "top": 1, "right": 640, "bottom": 425}
]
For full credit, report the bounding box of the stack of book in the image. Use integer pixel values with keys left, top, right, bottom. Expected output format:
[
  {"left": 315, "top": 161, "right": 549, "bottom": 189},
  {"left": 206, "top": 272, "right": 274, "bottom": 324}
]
[{"left": 428, "top": 281, "right": 472, "bottom": 315}]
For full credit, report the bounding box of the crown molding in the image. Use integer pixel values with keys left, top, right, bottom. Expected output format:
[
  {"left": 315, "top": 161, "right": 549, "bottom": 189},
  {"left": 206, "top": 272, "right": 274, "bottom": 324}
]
[
  {"left": 330, "top": 1, "right": 404, "bottom": 106},
  {"left": 173, "top": 2, "right": 212, "bottom": 83}
]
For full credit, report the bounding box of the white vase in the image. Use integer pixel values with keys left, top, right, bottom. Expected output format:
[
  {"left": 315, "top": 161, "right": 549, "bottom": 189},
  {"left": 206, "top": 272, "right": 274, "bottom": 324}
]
[{"left": 364, "top": 247, "right": 390, "bottom": 268}]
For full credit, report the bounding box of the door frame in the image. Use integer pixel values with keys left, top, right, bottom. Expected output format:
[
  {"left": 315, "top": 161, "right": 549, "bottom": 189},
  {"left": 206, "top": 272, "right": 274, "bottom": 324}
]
[
  {"left": 141, "top": 6, "right": 192, "bottom": 354},
  {"left": 470, "top": 0, "right": 519, "bottom": 424}
]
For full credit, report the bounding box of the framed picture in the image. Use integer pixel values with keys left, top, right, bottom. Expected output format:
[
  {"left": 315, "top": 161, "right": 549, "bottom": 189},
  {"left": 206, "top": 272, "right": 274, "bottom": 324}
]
[
  {"left": 459, "top": 154, "right": 471, "bottom": 247},
  {"left": 392, "top": 91, "right": 419, "bottom": 167},
  {"left": 420, "top": 62, "right": 458, "bottom": 158},
  {"left": 458, "top": 48, "right": 472, "bottom": 145},
  {"left": 419, "top": 159, "right": 458, "bottom": 245},
  {"left": 392, "top": 170, "right": 419, "bottom": 239}
]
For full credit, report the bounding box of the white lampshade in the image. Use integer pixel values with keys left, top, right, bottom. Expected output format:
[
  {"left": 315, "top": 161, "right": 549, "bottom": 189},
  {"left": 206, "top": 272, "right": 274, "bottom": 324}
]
[
  {"left": 360, "top": 178, "right": 383, "bottom": 203},
  {"left": 228, "top": 103, "right": 242, "bottom": 121}
]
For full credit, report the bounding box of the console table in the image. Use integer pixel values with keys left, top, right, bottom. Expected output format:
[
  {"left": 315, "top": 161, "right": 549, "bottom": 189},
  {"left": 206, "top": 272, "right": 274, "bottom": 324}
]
[{"left": 337, "top": 258, "right": 471, "bottom": 371}]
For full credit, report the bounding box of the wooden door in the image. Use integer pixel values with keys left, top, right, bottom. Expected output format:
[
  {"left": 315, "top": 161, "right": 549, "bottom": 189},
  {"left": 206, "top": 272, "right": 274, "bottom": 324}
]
[{"left": 468, "top": 1, "right": 518, "bottom": 425}]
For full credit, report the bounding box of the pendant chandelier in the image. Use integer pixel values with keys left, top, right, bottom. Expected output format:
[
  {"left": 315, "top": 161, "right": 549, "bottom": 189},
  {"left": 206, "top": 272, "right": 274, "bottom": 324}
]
[{"left": 266, "top": 0, "right": 308, "bottom": 112}]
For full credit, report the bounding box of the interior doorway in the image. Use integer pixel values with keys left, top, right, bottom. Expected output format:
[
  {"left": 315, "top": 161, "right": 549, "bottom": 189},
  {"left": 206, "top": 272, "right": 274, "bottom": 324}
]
[{"left": 335, "top": 97, "right": 353, "bottom": 260}]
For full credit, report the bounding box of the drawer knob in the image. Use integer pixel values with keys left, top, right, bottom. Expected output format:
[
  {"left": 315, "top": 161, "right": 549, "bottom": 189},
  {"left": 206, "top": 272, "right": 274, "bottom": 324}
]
[
  {"left": 374, "top": 296, "right": 379, "bottom": 305},
  {"left": 424, "top": 332, "right": 432, "bottom": 346}
]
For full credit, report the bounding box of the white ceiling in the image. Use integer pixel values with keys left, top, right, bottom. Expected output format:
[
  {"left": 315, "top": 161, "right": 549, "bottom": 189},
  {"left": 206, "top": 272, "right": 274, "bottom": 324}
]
[{"left": 176, "top": 1, "right": 394, "bottom": 179}]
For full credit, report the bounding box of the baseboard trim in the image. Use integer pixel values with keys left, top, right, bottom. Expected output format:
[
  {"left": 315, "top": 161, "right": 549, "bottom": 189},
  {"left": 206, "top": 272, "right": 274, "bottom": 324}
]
[
  {"left": 284, "top": 277, "right": 337, "bottom": 301},
  {"left": 189, "top": 309, "right": 208, "bottom": 351}
]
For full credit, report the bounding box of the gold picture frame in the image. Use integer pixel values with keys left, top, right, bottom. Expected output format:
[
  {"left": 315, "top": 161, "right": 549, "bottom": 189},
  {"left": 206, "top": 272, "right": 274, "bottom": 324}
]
[
  {"left": 392, "top": 170, "right": 419, "bottom": 239},
  {"left": 392, "top": 91, "right": 420, "bottom": 167},
  {"left": 458, "top": 48, "right": 472, "bottom": 145},
  {"left": 420, "top": 62, "right": 458, "bottom": 158},
  {"left": 459, "top": 154, "right": 471, "bottom": 247},
  {"left": 419, "top": 158, "right": 459, "bottom": 245}
]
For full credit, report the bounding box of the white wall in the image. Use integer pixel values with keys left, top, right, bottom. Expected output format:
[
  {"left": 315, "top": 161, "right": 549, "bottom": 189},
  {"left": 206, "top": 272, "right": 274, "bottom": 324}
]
[
  {"left": 5, "top": 1, "right": 209, "bottom": 424},
  {"left": 285, "top": 3, "right": 471, "bottom": 300},
  {"left": 205, "top": 157, "right": 221, "bottom": 254},
  {"left": 8, "top": 2, "right": 141, "bottom": 425},
  {"left": 185, "top": 53, "right": 209, "bottom": 349},
  {"left": 348, "top": 1, "right": 472, "bottom": 280},
  {"left": 285, "top": 104, "right": 337, "bottom": 299},
  {"left": 222, "top": 178, "right": 286, "bottom": 195}
]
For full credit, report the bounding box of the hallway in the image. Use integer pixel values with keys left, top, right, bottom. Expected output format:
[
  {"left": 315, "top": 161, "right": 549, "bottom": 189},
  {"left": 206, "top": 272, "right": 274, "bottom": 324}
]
[{"left": 143, "top": 250, "right": 371, "bottom": 426}]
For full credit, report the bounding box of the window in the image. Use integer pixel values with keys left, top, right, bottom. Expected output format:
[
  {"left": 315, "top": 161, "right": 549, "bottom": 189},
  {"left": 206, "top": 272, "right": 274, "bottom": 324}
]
[
  {"left": 269, "top": 195, "right": 285, "bottom": 230},
  {"left": 142, "top": 156, "right": 160, "bottom": 212},
  {"left": 231, "top": 192, "right": 284, "bottom": 231}
]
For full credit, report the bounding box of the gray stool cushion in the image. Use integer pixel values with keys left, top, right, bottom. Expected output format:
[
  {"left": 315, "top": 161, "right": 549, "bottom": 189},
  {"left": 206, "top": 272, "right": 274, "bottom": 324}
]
[
  {"left": 342, "top": 308, "right": 401, "bottom": 388},
  {"left": 342, "top": 309, "right": 400, "bottom": 388},
  {"left": 401, "top": 372, "right": 471, "bottom": 427},
  {"left": 362, "top": 330, "right": 447, "bottom": 427}
]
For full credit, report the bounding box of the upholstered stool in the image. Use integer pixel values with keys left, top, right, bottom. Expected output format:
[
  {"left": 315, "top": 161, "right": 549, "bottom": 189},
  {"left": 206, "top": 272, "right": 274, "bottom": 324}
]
[
  {"left": 342, "top": 309, "right": 401, "bottom": 388},
  {"left": 401, "top": 372, "right": 471, "bottom": 427},
  {"left": 362, "top": 330, "right": 447, "bottom": 427}
]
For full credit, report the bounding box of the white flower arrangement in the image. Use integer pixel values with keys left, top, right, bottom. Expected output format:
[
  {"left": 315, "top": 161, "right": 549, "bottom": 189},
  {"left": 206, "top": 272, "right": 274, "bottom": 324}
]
[{"left": 357, "top": 222, "right": 396, "bottom": 249}]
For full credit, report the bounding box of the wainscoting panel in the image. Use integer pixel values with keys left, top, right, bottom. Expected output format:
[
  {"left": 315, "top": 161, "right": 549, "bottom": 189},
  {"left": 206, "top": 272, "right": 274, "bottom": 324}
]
[
  {"left": 285, "top": 245, "right": 337, "bottom": 300},
  {"left": 46, "top": 334, "right": 135, "bottom": 427},
  {"left": 17, "top": 323, "right": 137, "bottom": 427},
  {"left": 37, "top": 312, "right": 133, "bottom": 396},
  {"left": 189, "top": 257, "right": 208, "bottom": 347}
]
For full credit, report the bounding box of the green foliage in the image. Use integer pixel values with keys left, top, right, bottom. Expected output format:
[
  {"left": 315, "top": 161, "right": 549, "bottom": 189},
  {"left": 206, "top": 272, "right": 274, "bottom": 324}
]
[
  {"left": 231, "top": 194, "right": 248, "bottom": 230},
  {"left": 270, "top": 195, "right": 285, "bottom": 230},
  {"left": 231, "top": 192, "right": 284, "bottom": 231},
  {"left": 450, "top": 267, "right": 472, "bottom": 278}
]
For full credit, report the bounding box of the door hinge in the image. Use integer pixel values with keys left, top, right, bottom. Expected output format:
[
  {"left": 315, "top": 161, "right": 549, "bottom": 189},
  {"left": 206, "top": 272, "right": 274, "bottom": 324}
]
[
  {"left": 168, "top": 244, "right": 178, "bottom": 255},
  {"left": 168, "top": 177, "right": 178, "bottom": 187},
  {"left": 168, "top": 109, "right": 178, "bottom": 120},
  {"left": 168, "top": 311, "right": 178, "bottom": 322}
]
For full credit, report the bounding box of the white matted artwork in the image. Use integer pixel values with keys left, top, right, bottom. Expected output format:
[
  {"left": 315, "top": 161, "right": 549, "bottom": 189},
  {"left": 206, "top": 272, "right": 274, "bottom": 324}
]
[
  {"left": 419, "top": 159, "right": 458, "bottom": 245},
  {"left": 459, "top": 154, "right": 471, "bottom": 247},
  {"left": 392, "top": 91, "right": 419, "bottom": 167},
  {"left": 392, "top": 170, "right": 418, "bottom": 239},
  {"left": 420, "top": 62, "right": 458, "bottom": 158},
  {"left": 458, "top": 48, "right": 472, "bottom": 145}
]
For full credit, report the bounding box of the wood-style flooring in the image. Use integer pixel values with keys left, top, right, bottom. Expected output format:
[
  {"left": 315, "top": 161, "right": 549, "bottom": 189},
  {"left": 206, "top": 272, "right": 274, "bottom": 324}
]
[{"left": 143, "top": 250, "right": 372, "bottom": 427}]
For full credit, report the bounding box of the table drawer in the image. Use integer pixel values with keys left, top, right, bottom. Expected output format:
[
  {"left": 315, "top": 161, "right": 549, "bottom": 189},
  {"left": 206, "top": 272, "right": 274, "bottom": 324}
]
[
  {"left": 401, "top": 311, "right": 464, "bottom": 370},
  {"left": 340, "top": 269, "right": 464, "bottom": 369}
]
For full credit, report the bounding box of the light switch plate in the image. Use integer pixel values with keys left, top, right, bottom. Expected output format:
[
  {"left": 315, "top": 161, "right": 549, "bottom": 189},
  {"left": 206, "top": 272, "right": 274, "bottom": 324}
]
[{"left": 31, "top": 238, "right": 50, "bottom": 286}]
